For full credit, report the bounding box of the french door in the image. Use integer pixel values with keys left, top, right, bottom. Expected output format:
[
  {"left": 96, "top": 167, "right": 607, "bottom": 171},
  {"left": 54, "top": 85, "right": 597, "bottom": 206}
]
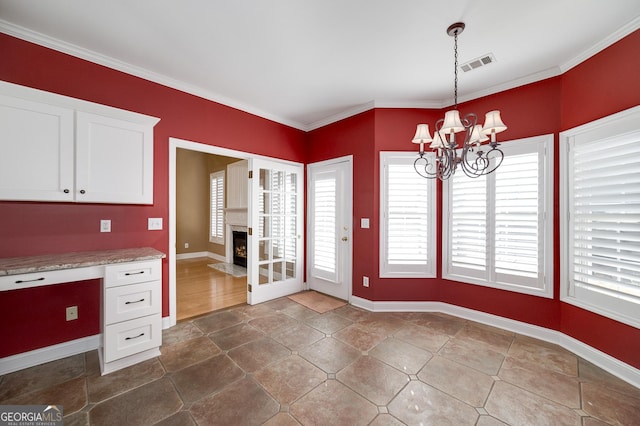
[
  {"left": 247, "top": 158, "right": 304, "bottom": 304},
  {"left": 307, "top": 157, "right": 353, "bottom": 301}
]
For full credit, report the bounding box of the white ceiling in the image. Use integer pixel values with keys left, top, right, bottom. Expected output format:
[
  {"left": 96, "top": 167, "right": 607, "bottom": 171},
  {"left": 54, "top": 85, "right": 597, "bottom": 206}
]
[{"left": 1, "top": 1, "right": 639, "bottom": 130}]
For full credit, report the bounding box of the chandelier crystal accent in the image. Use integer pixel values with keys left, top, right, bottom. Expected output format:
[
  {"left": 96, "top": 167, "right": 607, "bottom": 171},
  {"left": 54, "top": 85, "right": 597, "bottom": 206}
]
[{"left": 413, "top": 22, "right": 507, "bottom": 180}]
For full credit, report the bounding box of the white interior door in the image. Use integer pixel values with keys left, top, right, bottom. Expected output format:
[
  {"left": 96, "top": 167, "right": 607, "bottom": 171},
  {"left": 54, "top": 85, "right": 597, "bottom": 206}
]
[
  {"left": 247, "top": 158, "right": 304, "bottom": 305},
  {"left": 307, "top": 157, "right": 353, "bottom": 301}
]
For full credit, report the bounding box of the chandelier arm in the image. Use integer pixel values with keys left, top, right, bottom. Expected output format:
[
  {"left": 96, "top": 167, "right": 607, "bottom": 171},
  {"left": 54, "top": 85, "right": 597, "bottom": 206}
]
[
  {"left": 459, "top": 146, "right": 505, "bottom": 177},
  {"left": 414, "top": 156, "right": 438, "bottom": 179}
]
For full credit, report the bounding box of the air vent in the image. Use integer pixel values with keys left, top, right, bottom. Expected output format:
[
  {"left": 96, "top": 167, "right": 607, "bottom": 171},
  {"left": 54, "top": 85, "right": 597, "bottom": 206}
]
[{"left": 460, "top": 53, "right": 496, "bottom": 73}]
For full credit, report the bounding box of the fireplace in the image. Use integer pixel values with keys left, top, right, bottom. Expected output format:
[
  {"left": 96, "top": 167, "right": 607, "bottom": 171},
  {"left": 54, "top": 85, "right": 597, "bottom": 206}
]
[{"left": 232, "top": 231, "right": 247, "bottom": 268}]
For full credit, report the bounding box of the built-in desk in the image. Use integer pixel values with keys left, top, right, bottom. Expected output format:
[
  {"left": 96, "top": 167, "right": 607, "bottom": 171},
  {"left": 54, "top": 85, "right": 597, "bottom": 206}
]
[{"left": 0, "top": 247, "right": 165, "bottom": 375}]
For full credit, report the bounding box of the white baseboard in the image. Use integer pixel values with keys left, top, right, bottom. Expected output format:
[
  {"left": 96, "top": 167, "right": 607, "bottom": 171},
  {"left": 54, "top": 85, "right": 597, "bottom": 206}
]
[
  {"left": 207, "top": 252, "right": 226, "bottom": 262},
  {"left": 175, "top": 251, "right": 226, "bottom": 261},
  {"left": 162, "top": 315, "right": 176, "bottom": 329},
  {"left": 0, "top": 334, "right": 101, "bottom": 375},
  {"left": 350, "top": 296, "right": 640, "bottom": 389}
]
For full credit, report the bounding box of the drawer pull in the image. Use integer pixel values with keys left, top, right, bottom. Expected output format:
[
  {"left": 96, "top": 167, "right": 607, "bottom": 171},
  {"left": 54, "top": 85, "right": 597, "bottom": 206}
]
[
  {"left": 125, "top": 271, "right": 145, "bottom": 276},
  {"left": 15, "top": 277, "right": 45, "bottom": 284},
  {"left": 125, "top": 298, "right": 145, "bottom": 305},
  {"left": 125, "top": 332, "right": 145, "bottom": 341}
]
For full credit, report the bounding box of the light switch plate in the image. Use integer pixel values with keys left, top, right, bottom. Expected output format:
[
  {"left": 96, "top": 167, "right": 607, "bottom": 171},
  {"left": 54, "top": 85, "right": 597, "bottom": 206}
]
[
  {"left": 148, "top": 217, "right": 163, "bottom": 230},
  {"left": 361, "top": 218, "right": 370, "bottom": 229},
  {"left": 100, "top": 220, "right": 111, "bottom": 233}
]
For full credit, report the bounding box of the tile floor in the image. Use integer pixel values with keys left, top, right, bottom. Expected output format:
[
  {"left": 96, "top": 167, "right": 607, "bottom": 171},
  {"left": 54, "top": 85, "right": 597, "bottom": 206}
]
[{"left": 1, "top": 297, "right": 639, "bottom": 425}]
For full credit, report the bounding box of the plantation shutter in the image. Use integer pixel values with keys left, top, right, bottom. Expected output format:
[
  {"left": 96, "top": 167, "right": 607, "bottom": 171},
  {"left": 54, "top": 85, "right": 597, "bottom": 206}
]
[
  {"left": 570, "top": 132, "right": 640, "bottom": 304},
  {"left": 387, "top": 163, "right": 430, "bottom": 264},
  {"left": 449, "top": 172, "right": 487, "bottom": 277},
  {"left": 495, "top": 152, "right": 541, "bottom": 284},
  {"left": 210, "top": 171, "right": 224, "bottom": 242},
  {"left": 380, "top": 153, "right": 435, "bottom": 277},
  {"left": 312, "top": 171, "right": 337, "bottom": 281},
  {"left": 444, "top": 134, "right": 552, "bottom": 296}
]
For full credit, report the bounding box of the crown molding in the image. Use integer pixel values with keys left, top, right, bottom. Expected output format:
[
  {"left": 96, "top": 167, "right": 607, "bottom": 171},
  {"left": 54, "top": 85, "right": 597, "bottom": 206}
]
[
  {"left": 305, "top": 101, "right": 376, "bottom": 131},
  {"left": 0, "top": 19, "right": 308, "bottom": 131},
  {"left": 560, "top": 16, "right": 640, "bottom": 73},
  {"left": 454, "top": 66, "right": 563, "bottom": 106}
]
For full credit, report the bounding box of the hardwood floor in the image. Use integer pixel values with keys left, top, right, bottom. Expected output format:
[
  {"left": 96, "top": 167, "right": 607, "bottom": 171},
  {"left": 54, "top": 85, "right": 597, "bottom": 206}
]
[{"left": 176, "top": 257, "right": 247, "bottom": 321}]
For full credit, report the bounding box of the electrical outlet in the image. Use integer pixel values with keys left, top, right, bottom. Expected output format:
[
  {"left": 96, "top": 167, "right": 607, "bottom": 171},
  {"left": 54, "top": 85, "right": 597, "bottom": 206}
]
[
  {"left": 100, "top": 220, "right": 111, "bottom": 233},
  {"left": 363, "top": 276, "right": 369, "bottom": 287},
  {"left": 66, "top": 306, "right": 78, "bottom": 321},
  {"left": 184, "top": 242, "right": 189, "bottom": 249}
]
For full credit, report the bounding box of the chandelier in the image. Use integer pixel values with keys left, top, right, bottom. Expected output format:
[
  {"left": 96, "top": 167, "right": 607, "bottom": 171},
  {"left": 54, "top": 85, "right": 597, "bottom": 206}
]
[{"left": 413, "top": 22, "right": 507, "bottom": 180}]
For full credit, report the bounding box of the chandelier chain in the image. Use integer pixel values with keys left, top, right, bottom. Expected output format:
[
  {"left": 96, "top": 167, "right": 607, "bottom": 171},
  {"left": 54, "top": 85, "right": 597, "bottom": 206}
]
[{"left": 453, "top": 30, "right": 458, "bottom": 109}]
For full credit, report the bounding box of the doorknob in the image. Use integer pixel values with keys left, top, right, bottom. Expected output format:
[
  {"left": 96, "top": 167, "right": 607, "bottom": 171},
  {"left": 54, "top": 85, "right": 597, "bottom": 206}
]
[{"left": 342, "top": 236, "right": 348, "bottom": 242}]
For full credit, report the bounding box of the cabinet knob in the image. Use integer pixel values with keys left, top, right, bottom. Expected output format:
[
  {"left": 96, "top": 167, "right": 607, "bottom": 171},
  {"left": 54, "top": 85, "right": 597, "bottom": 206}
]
[
  {"left": 79, "top": 189, "right": 86, "bottom": 194},
  {"left": 63, "top": 189, "right": 70, "bottom": 194}
]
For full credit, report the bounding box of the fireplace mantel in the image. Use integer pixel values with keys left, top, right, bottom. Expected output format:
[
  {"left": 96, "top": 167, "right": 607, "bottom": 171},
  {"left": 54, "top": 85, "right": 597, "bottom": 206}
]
[{"left": 224, "top": 208, "right": 247, "bottom": 227}]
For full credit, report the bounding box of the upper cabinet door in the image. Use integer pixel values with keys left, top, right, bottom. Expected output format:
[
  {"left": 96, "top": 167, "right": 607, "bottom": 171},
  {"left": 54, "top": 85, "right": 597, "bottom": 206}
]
[
  {"left": 75, "top": 111, "right": 154, "bottom": 204},
  {"left": 0, "top": 94, "right": 75, "bottom": 202}
]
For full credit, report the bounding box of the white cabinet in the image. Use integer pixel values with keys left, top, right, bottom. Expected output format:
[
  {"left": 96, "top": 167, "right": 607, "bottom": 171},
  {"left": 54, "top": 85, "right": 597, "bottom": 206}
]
[
  {"left": 76, "top": 112, "right": 154, "bottom": 204},
  {"left": 0, "top": 94, "right": 75, "bottom": 202},
  {"left": 0, "top": 81, "right": 159, "bottom": 204},
  {"left": 101, "top": 259, "right": 162, "bottom": 374}
]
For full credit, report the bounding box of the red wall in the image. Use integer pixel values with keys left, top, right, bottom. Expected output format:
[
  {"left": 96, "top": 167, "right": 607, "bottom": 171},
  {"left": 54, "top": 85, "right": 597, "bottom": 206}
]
[
  {"left": 307, "top": 31, "right": 640, "bottom": 368},
  {"left": 0, "top": 33, "right": 306, "bottom": 357},
  {"left": 306, "top": 110, "right": 376, "bottom": 301},
  {"left": 373, "top": 108, "right": 442, "bottom": 302},
  {"left": 561, "top": 29, "right": 640, "bottom": 131},
  {"left": 557, "top": 30, "right": 640, "bottom": 366},
  {"left": 1, "top": 28, "right": 639, "bottom": 369}
]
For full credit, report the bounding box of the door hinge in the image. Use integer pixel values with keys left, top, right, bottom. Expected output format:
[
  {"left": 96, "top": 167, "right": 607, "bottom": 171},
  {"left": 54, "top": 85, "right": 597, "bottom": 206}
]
[
  {"left": 248, "top": 227, "right": 253, "bottom": 236},
  {"left": 247, "top": 284, "right": 252, "bottom": 293},
  {"left": 248, "top": 170, "right": 253, "bottom": 179}
]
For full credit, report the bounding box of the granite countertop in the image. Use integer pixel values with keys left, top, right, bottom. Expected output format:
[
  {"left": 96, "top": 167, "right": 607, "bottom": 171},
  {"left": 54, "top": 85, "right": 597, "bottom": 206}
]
[{"left": 0, "top": 247, "right": 166, "bottom": 276}]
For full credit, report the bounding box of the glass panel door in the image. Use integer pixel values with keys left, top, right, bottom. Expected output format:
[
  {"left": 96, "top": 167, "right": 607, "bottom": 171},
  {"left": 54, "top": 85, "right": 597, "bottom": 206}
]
[{"left": 248, "top": 158, "right": 303, "bottom": 304}]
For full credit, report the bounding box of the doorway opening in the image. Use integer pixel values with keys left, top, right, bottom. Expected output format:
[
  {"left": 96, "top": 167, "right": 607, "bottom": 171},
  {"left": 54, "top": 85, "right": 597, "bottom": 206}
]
[
  {"left": 168, "top": 138, "right": 306, "bottom": 327},
  {"left": 174, "top": 147, "right": 247, "bottom": 321},
  {"left": 169, "top": 138, "right": 253, "bottom": 326}
]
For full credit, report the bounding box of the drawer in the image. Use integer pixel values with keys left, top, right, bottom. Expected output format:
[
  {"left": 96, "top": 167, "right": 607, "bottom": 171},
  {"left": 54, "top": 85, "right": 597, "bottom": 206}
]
[
  {"left": 104, "top": 280, "right": 161, "bottom": 325},
  {"left": 103, "top": 313, "right": 162, "bottom": 363},
  {"left": 104, "top": 259, "right": 161, "bottom": 288},
  {"left": 0, "top": 266, "right": 103, "bottom": 291}
]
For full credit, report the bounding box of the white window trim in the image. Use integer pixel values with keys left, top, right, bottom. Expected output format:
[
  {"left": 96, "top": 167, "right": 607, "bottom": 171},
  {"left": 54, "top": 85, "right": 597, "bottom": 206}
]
[
  {"left": 442, "top": 134, "right": 554, "bottom": 298},
  {"left": 209, "top": 170, "right": 224, "bottom": 245},
  {"left": 379, "top": 151, "right": 436, "bottom": 278},
  {"left": 560, "top": 105, "right": 640, "bottom": 328}
]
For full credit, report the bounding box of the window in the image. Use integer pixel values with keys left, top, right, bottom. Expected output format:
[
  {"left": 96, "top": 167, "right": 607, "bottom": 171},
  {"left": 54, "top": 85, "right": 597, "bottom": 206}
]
[
  {"left": 443, "top": 134, "right": 554, "bottom": 297},
  {"left": 210, "top": 170, "right": 224, "bottom": 244},
  {"left": 380, "top": 152, "right": 436, "bottom": 278},
  {"left": 560, "top": 106, "right": 640, "bottom": 328}
]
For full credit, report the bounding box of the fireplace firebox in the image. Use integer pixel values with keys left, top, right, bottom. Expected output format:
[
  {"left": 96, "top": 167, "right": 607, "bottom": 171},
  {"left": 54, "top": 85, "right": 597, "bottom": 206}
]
[{"left": 232, "top": 231, "right": 247, "bottom": 268}]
